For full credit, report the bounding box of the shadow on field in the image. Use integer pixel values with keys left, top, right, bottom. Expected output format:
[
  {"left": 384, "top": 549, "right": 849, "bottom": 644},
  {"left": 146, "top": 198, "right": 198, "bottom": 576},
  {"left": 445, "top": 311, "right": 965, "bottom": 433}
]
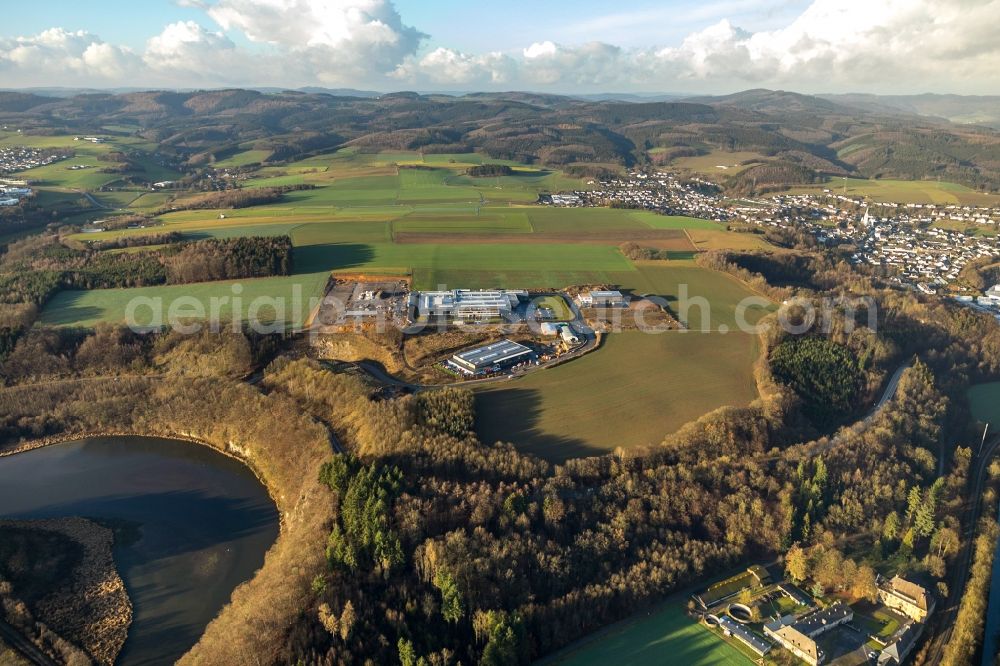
[
  {"left": 40, "top": 303, "right": 103, "bottom": 326},
  {"left": 292, "top": 243, "right": 375, "bottom": 274},
  {"left": 474, "top": 387, "right": 608, "bottom": 462}
]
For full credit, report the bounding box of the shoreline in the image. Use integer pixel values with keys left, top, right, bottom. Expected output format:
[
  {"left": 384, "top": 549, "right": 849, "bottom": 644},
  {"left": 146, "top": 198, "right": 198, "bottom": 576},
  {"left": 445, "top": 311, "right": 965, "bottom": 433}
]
[
  {"left": 0, "top": 430, "right": 287, "bottom": 531},
  {"left": 0, "top": 517, "right": 132, "bottom": 666}
]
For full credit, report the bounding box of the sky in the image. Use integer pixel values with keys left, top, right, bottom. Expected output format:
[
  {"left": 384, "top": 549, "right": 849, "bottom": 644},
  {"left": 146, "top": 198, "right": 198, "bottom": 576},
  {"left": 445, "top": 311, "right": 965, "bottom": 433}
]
[{"left": 1, "top": 0, "right": 998, "bottom": 95}]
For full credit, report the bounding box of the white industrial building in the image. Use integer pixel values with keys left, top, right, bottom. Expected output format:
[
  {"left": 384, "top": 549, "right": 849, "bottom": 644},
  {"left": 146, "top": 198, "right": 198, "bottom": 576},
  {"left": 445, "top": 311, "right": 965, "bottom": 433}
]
[
  {"left": 982, "top": 284, "right": 1000, "bottom": 306},
  {"left": 578, "top": 290, "right": 626, "bottom": 307},
  {"left": 415, "top": 289, "right": 526, "bottom": 320}
]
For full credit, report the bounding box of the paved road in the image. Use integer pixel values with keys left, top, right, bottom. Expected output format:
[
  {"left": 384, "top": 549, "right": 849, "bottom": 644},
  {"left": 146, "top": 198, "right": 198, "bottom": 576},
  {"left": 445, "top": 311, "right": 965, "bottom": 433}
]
[
  {"left": 875, "top": 363, "right": 908, "bottom": 411},
  {"left": 78, "top": 191, "right": 111, "bottom": 210}
]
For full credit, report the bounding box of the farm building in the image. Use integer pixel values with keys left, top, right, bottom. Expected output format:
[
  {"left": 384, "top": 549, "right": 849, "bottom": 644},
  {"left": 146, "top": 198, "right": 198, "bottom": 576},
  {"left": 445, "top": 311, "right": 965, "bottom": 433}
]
[
  {"left": 878, "top": 621, "right": 923, "bottom": 665},
  {"left": 416, "top": 289, "right": 526, "bottom": 320},
  {"left": 716, "top": 616, "right": 772, "bottom": 656},
  {"left": 450, "top": 339, "right": 536, "bottom": 375},
  {"left": 579, "top": 290, "right": 626, "bottom": 307},
  {"left": 765, "top": 625, "right": 821, "bottom": 666},
  {"left": 878, "top": 576, "right": 934, "bottom": 622},
  {"left": 763, "top": 603, "right": 853, "bottom": 666}
]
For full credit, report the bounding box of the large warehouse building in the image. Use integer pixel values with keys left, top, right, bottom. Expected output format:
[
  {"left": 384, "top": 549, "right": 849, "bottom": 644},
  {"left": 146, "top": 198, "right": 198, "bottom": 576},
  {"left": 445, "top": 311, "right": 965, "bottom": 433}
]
[
  {"left": 415, "top": 289, "right": 527, "bottom": 320},
  {"left": 450, "top": 339, "right": 536, "bottom": 375}
]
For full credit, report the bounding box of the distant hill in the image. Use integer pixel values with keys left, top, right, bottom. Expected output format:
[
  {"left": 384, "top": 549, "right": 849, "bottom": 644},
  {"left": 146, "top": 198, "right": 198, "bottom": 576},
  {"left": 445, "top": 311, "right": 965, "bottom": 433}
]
[
  {"left": 686, "top": 88, "right": 854, "bottom": 115},
  {"left": 572, "top": 93, "right": 688, "bottom": 103},
  {"left": 0, "top": 87, "right": 997, "bottom": 192},
  {"left": 821, "top": 93, "right": 1000, "bottom": 128}
]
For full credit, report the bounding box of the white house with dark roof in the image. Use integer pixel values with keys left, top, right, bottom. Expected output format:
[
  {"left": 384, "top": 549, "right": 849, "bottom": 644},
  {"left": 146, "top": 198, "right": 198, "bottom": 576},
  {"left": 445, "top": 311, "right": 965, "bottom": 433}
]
[{"left": 878, "top": 576, "right": 934, "bottom": 622}]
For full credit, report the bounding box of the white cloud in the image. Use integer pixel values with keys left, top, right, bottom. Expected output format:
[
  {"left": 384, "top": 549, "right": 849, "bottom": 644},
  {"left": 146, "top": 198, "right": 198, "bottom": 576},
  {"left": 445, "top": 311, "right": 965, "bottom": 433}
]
[
  {"left": 0, "top": 0, "right": 998, "bottom": 93},
  {"left": 521, "top": 42, "right": 624, "bottom": 86},
  {"left": 523, "top": 41, "right": 558, "bottom": 60},
  {"left": 647, "top": 0, "right": 1000, "bottom": 91},
  {"left": 392, "top": 48, "right": 513, "bottom": 86},
  {"left": 0, "top": 28, "right": 138, "bottom": 83},
  {"left": 144, "top": 21, "right": 237, "bottom": 77},
  {"left": 203, "top": 0, "right": 426, "bottom": 82}
]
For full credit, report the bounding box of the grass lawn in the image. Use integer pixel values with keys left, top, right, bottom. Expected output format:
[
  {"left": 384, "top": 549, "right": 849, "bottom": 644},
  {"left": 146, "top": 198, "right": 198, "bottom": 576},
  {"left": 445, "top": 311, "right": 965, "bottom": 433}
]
[
  {"left": 476, "top": 261, "right": 771, "bottom": 460},
  {"left": 292, "top": 241, "right": 636, "bottom": 290},
  {"left": 671, "top": 150, "right": 770, "bottom": 176},
  {"left": 476, "top": 329, "right": 761, "bottom": 460},
  {"left": 392, "top": 210, "right": 533, "bottom": 235},
  {"left": 532, "top": 295, "right": 573, "bottom": 321},
  {"left": 932, "top": 219, "right": 998, "bottom": 237},
  {"left": 969, "top": 382, "right": 1000, "bottom": 424},
  {"left": 39, "top": 272, "right": 330, "bottom": 329},
  {"left": 541, "top": 599, "right": 751, "bottom": 666},
  {"left": 853, "top": 605, "right": 903, "bottom": 650},
  {"left": 618, "top": 261, "right": 773, "bottom": 331},
  {"left": 783, "top": 177, "right": 1000, "bottom": 206},
  {"left": 635, "top": 213, "right": 721, "bottom": 231},
  {"left": 686, "top": 228, "right": 777, "bottom": 251},
  {"left": 213, "top": 149, "right": 272, "bottom": 167},
  {"left": 526, "top": 208, "right": 651, "bottom": 233}
]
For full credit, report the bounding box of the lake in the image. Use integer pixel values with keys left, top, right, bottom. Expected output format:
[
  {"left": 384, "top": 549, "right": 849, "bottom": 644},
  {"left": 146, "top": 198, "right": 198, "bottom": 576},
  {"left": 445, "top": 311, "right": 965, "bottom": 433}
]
[
  {"left": 0, "top": 436, "right": 279, "bottom": 665},
  {"left": 970, "top": 382, "right": 1000, "bottom": 428}
]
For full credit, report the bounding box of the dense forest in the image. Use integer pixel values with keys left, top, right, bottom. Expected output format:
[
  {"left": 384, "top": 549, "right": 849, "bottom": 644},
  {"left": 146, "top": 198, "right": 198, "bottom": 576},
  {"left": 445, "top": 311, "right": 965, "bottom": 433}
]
[
  {"left": 466, "top": 165, "right": 514, "bottom": 177},
  {"left": 157, "top": 184, "right": 315, "bottom": 212},
  {"left": 769, "top": 337, "right": 866, "bottom": 427}
]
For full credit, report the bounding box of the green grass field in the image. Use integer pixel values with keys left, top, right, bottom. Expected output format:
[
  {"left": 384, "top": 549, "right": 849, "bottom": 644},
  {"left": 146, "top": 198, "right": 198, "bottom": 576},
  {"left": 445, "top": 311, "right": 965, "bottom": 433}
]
[
  {"left": 635, "top": 213, "right": 720, "bottom": 231},
  {"left": 542, "top": 600, "right": 750, "bottom": 666},
  {"left": 671, "top": 150, "right": 769, "bottom": 176},
  {"left": 293, "top": 241, "right": 636, "bottom": 289},
  {"left": 476, "top": 329, "right": 761, "bottom": 460},
  {"left": 533, "top": 295, "right": 573, "bottom": 321},
  {"left": 213, "top": 149, "right": 272, "bottom": 167},
  {"left": 783, "top": 177, "right": 1000, "bottom": 206},
  {"left": 39, "top": 271, "right": 330, "bottom": 329},
  {"left": 42, "top": 149, "right": 771, "bottom": 333},
  {"left": 969, "top": 383, "right": 1000, "bottom": 424},
  {"left": 476, "top": 261, "right": 770, "bottom": 460}
]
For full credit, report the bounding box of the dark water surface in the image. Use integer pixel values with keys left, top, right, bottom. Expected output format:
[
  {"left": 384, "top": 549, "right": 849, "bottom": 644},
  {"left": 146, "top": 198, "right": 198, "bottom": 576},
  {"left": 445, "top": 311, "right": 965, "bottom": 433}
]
[{"left": 0, "top": 436, "right": 279, "bottom": 665}]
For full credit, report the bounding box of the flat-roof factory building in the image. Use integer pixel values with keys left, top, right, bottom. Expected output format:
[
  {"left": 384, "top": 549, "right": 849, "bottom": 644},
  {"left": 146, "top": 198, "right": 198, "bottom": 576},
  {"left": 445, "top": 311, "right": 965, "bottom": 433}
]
[
  {"left": 450, "top": 339, "right": 536, "bottom": 375},
  {"left": 578, "top": 290, "right": 626, "bottom": 307},
  {"left": 415, "top": 289, "right": 527, "bottom": 320}
]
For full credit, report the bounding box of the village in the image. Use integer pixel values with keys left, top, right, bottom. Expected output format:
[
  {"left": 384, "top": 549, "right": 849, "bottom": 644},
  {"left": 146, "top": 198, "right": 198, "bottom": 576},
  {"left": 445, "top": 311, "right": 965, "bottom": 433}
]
[
  {"left": 0, "top": 145, "right": 70, "bottom": 175},
  {"left": 543, "top": 170, "right": 1000, "bottom": 305}
]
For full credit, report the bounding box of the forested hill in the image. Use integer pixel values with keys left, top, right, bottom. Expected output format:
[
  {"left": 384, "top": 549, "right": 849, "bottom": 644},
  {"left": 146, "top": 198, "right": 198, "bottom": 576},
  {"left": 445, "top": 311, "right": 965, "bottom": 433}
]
[{"left": 2, "top": 87, "right": 999, "bottom": 191}]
